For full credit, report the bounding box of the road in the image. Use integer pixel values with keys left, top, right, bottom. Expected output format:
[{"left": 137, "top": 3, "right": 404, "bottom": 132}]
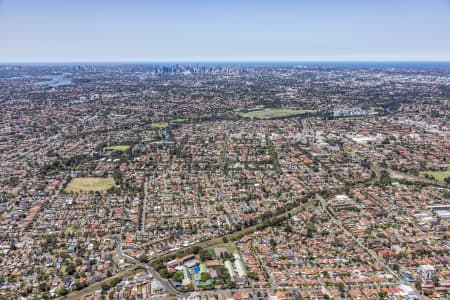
[
  {"left": 117, "top": 197, "right": 317, "bottom": 297},
  {"left": 248, "top": 239, "right": 275, "bottom": 288},
  {"left": 316, "top": 194, "right": 399, "bottom": 278},
  {"left": 62, "top": 269, "right": 136, "bottom": 300},
  {"left": 120, "top": 253, "right": 181, "bottom": 295},
  {"left": 141, "top": 177, "right": 149, "bottom": 234},
  {"left": 63, "top": 195, "right": 317, "bottom": 299},
  {"left": 316, "top": 194, "right": 423, "bottom": 298},
  {"left": 61, "top": 189, "right": 419, "bottom": 300},
  {"left": 114, "top": 233, "right": 180, "bottom": 295},
  {"left": 179, "top": 282, "right": 399, "bottom": 300}
]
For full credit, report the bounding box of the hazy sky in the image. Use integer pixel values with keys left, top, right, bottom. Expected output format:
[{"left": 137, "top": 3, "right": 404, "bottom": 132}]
[{"left": 1, "top": 0, "right": 450, "bottom": 62}]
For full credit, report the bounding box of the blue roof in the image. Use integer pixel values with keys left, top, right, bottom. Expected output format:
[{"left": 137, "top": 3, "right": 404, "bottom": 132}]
[
  {"left": 193, "top": 265, "right": 200, "bottom": 273},
  {"left": 401, "top": 272, "right": 415, "bottom": 282}
]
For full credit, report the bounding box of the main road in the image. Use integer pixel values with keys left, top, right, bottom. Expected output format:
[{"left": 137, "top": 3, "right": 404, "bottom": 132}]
[
  {"left": 62, "top": 195, "right": 316, "bottom": 299},
  {"left": 122, "top": 197, "right": 317, "bottom": 295},
  {"left": 141, "top": 177, "right": 149, "bottom": 234},
  {"left": 316, "top": 194, "right": 423, "bottom": 299},
  {"left": 120, "top": 253, "right": 180, "bottom": 295},
  {"left": 114, "top": 233, "right": 180, "bottom": 295}
]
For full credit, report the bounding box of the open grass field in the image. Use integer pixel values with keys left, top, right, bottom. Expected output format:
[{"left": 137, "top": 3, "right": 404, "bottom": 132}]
[
  {"left": 170, "top": 118, "right": 188, "bottom": 124},
  {"left": 239, "top": 108, "right": 315, "bottom": 119},
  {"left": 104, "top": 145, "right": 130, "bottom": 151},
  {"left": 150, "top": 122, "right": 169, "bottom": 129},
  {"left": 207, "top": 242, "right": 238, "bottom": 253},
  {"left": 65, "top": 225, "right": 78, "bottom": 233},
  {"left": 421, "top": 170, "right": 450, "bottom": 182},
  {"left": 65, "top": 177, "right": 116, "bottom": 193}
]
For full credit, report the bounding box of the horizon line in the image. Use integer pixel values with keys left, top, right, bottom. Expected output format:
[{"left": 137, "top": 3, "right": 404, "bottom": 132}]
[{"left": 2, "top": 60, "right": 450, "bottom": 65}]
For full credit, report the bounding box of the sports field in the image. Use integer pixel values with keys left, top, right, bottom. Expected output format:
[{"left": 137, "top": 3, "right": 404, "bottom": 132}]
[
  {"left": 65, "top": 177, "right": 116, "bottom": 193},
  {"left": 150, "top": 122, "right": 169, "bottom": 129},
  {"left": 421, "top": 170, "right": 450, "bottom": 182},
  {"left": 239, "top": 108, "right": 314, "bottom": 119},
  {"left": 104, "top": 145, "right": 130, "bottom": 151},
  {"left": 205, "top": 242, "right": 238, "bottom": 257}
]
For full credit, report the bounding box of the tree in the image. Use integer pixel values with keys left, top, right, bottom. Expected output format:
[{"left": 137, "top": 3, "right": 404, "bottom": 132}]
[
  {"left": 65, "top": 263, "right": 76, "bottom": 275},
  {"left": 160, "top": 268, "right": 170, "bottom": 278},
  {"left": 199, "top": 249, "right": 212, "bottom": 260},
  {"left": 392, "top": 263, "right": 400, "bottom": 271},
  {"left": 200, "top": 272, "right": 211, "bottom": 282},
  {"left": 172, "top": 271, "right": 184, "bottom": 282},
  {"left": 378, "top": 170, "right": 391, "bottom": 186},
  {"left": 247, "top": 271, "right": 259, "bottom": 281},
  {"left": 110, "top": 277, "right": 122, "bottom": 287},
  {"left": 378, "top": 291, "right": 388, "bottom": 299},
  {"left": 445, "top": 176, "right": 450, "bottom": 185},
  {"left": 432, "top": 275, "right": 440, "bottom": 287},
  {"left": 269, "top": 238, "right": 277, "bottom": 248},
  {"left": 284, "top": 224, "right": 293, "bottom": 233},
  {"left": 56, "top": 286, "right": 68, "bottom": 297},
  {"left": 225, "top": 278, "right": 235, "bottom": 289},
  {"left": 415, "top": 278, "right": 422, "bottom": 290},
  {"left": 138, "top": 254, "right": 149, "bottom": 263},
  {"left": 38, "top": 282, "right": 49, "bottom": 292}
]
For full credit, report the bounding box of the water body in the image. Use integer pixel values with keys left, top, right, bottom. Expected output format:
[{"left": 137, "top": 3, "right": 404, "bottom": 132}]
[{"left": 34, "top": 74, "right": 72, "bottom": 87}]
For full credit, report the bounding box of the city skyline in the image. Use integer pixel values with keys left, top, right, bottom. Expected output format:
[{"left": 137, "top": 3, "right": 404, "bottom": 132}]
[{"left": 1, "top": 0, "right": 450, "bottom": 62}]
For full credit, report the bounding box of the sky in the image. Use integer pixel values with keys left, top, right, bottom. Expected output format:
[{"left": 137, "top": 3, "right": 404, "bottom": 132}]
[{"left": 1, "top": 0, "right": 450, "bottom": 62}]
